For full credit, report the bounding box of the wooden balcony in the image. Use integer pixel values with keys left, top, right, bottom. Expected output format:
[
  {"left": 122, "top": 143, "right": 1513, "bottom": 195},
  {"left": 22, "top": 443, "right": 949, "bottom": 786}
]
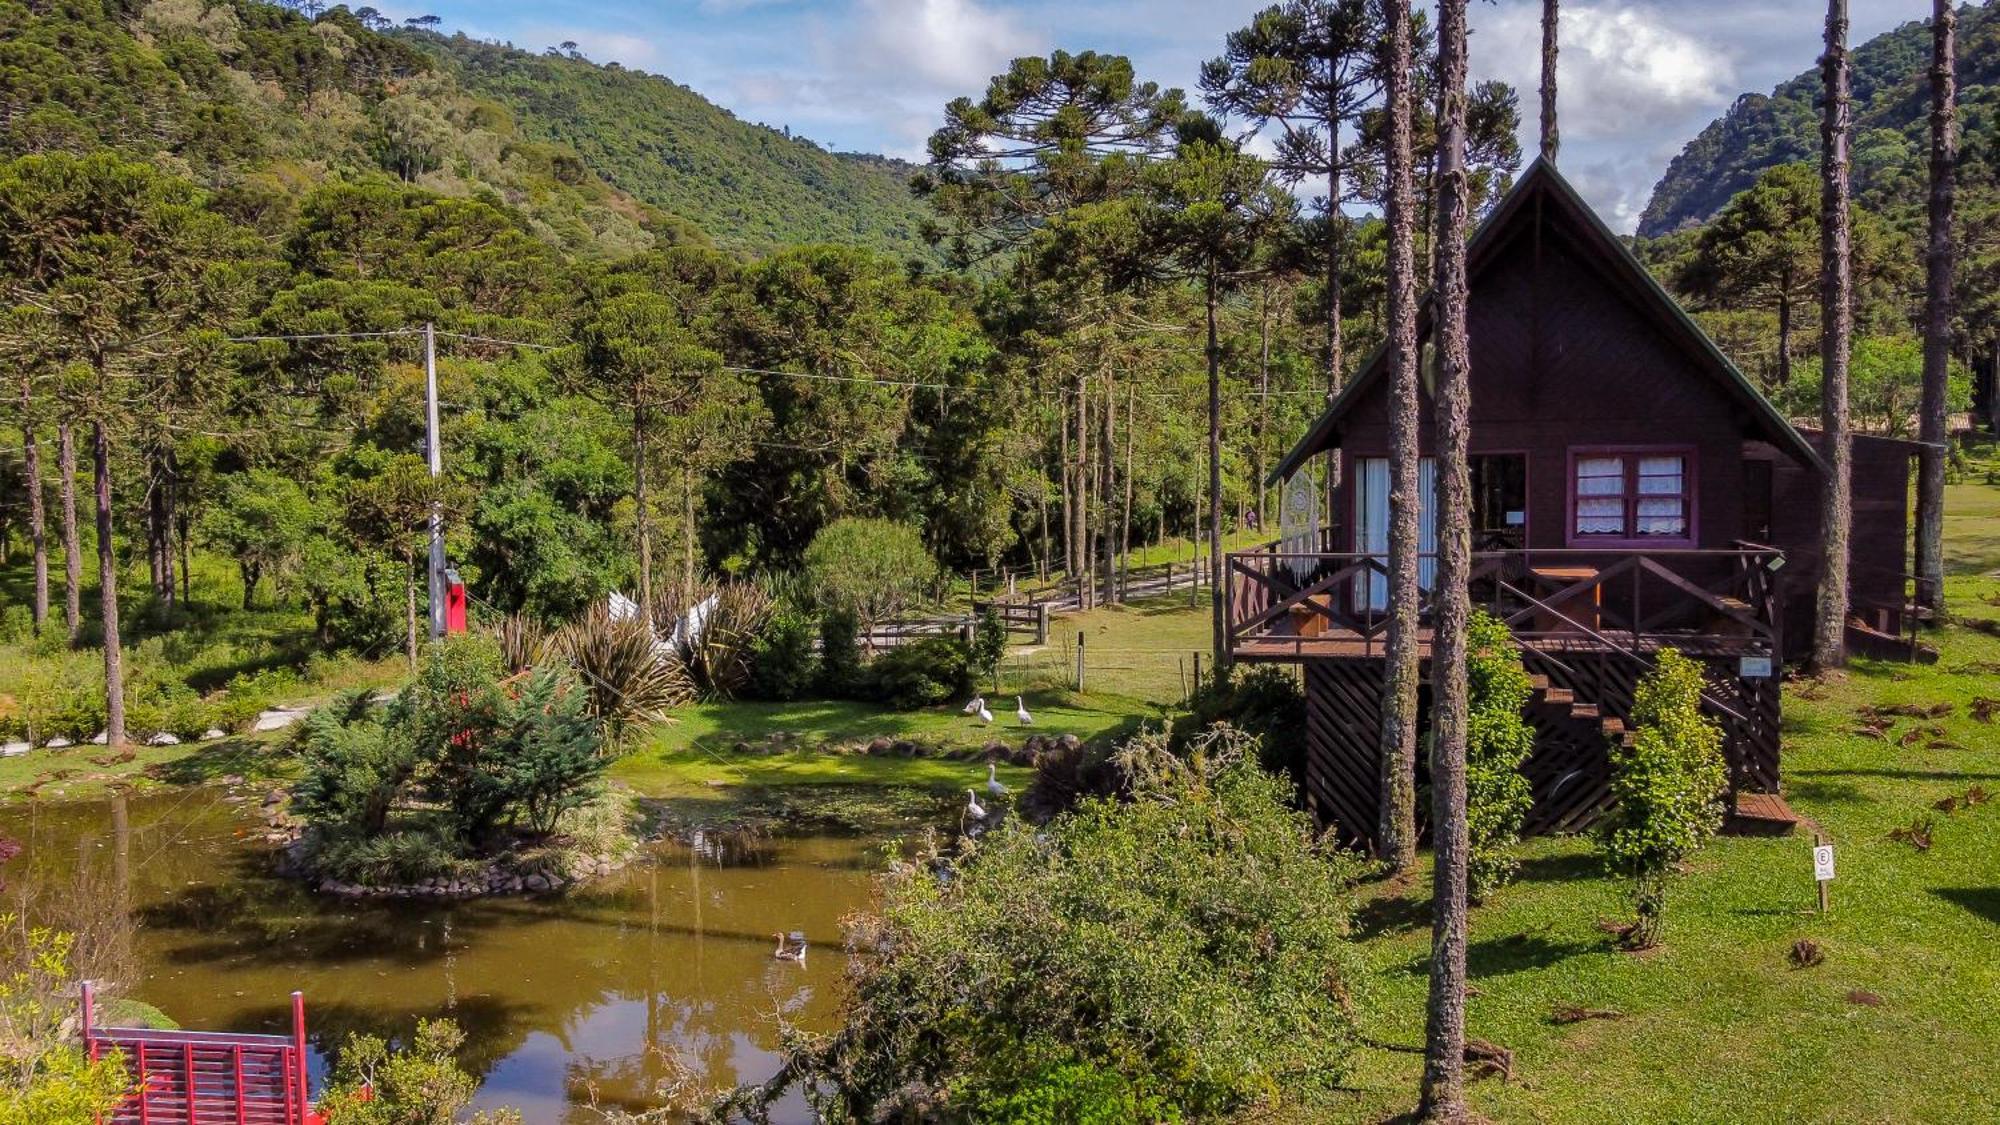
[{"left": 1225, "top": 545, "right": 1785, "bottom": 665}]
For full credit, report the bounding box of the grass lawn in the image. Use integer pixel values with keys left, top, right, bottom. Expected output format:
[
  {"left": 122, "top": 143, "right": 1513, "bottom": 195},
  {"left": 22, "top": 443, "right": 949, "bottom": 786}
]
[{"left": 1327, "top": 470, "right": 2000, "bottom": 1123}]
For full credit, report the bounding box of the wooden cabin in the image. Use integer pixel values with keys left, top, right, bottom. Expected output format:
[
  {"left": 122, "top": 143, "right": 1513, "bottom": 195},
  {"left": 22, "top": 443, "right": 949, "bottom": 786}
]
[{"left": 1227, "top": 160, "right": 1921, "bottom": 847}]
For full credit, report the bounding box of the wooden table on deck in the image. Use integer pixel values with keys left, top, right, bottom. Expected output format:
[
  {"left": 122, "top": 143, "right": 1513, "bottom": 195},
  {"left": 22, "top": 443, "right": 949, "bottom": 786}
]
[{"left": 1527, "top": 566, "right": 1602, "bottom": 633}]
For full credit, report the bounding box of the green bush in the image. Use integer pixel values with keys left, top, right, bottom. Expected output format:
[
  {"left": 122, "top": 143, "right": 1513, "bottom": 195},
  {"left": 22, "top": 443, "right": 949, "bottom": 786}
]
[
  {"left": 972, "top": 1052, "right": 1185, "bottom": 1124},
  {"left": 971, "top": 604, "right": 1008, "bottom": 681},
  {"left": 866, "top": 635, "right": 973, "bottom": 710},
  {"left": 292, "top": 642, "right": 609, "bottom": 882},
  {"left": 1465, "top": 610, "right": 1537, "bottom": 902},
  {"left": 1597, "top": 649, "right": 1728, "bottom": 949},
  {"left": 316, "top": 1018, "right": 514, "bottom": 1125},
  {"left": 747, "top": 604, "right": 819, "bottom": 701},
  {"left": 817, "top": 605, "right": 862, "bottom": 697},
  {"left": 1175, "top": 665, "right": 1307, "bottom": 784},
  {"left": 746, "top": 728, "right": 1365, "bottom": 1119},
  {"left": 0, "top": 921, "right": 133, "bottom": 1124},
  {"left": 310, "top": 829, "right": 471, "bottom": 886}
]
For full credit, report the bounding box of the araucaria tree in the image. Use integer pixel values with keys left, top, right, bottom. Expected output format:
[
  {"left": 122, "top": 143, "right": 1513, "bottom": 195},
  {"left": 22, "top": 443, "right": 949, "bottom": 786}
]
[
  {"left": 1202, "top": 0, "right": 1380, "bottom": 391},
  {"left": 1540, "top": 0, "right": 1559, "bottom": 163},
  {"left": 1598, "top": 650, "right": 1727, "bottom": 950},
  {"left": 572, "top": 292, "right": 729, "bottom": 619},
  {"left": 1376, "top": 0, "right": 1422, "bottom": 873},
  {"left": 1465, "top": 610, "right": 1535, "bottom": 902},
  {"left": 1915, "top": 0, "right": 1957, "bottom": 614},
  {"left": 1420, "top": 0, "right": 1476, "bottom": 1117},
  {"left": 1142, "top": 121, "right": 1295, "bottom": 665},
  {"left": 1811, "top": 0, "right": 1854, "bottom": 672},
  {"left": 0, "top": 153, "right": 249, "bottom": 746}
]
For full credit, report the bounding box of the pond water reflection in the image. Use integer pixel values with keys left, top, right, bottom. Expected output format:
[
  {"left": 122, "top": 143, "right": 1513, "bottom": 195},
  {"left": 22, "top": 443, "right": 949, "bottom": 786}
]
[{"left": 1, "top": 789, "right": 887, "bottom": 1123}]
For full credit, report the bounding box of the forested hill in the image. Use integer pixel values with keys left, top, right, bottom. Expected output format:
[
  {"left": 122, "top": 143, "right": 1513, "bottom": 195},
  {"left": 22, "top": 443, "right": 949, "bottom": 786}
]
[
  {"left": 0, "top": 0, "right": 930, "bottom": 259},
  {"left": 415, "top": 36, "right": 932, "bottom": 258},
  {"left": 1638, "top": 0, "right": 2000, "bottom": 237}
]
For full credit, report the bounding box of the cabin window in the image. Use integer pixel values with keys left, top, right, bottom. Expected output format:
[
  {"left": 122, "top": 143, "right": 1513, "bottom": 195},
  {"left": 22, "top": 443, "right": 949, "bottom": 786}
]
[{"left": 1568, "top": 449, "right": 1693, "bottom": 545}]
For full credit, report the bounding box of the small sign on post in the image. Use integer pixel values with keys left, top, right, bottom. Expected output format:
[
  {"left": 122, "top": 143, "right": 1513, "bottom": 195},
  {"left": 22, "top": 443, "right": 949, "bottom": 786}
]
[
  {"left": 1740, "top": 654, "right": 1774, "bottom": 679},
  {"left": 1813, "top": 835, "right": 1834, "bottom": 913}
]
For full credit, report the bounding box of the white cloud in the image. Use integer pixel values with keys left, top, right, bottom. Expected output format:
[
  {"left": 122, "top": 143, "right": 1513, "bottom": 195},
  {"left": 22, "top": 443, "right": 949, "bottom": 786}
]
[{"left": 1479, "top": 3, "right": 1735, "bottom": 142}]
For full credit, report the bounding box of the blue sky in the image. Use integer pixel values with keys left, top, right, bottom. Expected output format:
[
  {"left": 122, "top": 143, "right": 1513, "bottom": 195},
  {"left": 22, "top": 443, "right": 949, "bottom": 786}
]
[{"left": 380, "top": 1, "right": 1936, "bottom": 233}]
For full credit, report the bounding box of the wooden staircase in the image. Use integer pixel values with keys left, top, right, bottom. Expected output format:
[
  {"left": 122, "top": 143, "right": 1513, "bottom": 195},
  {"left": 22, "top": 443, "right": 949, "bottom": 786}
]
[
  {"left": 1530, "top": 675, "right": 1634, "bottom": 748},
  {"left": 1518, "top": 673, "right": 1630, "bottom": 833}
]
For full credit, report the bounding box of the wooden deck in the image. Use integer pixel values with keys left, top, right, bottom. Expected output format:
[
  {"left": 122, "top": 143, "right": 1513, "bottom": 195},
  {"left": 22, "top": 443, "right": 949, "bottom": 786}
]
[{"left": 1234, "top": 627, "right": 1773, "bottom": 663}]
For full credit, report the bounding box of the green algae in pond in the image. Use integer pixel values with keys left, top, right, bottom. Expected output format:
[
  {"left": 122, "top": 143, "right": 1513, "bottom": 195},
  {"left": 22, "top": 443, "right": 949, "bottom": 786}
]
[{"left": 0, "top": 789, "right": 885, "bottom": 1122}]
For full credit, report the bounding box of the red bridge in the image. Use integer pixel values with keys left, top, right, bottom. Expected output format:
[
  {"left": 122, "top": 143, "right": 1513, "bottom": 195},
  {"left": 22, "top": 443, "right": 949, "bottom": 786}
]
[{"left": 82, "top": 984, "right": 320, "bottom": 1125}]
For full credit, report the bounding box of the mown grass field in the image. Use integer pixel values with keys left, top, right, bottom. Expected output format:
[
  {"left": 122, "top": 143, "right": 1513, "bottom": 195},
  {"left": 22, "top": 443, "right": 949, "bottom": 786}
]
[{"left": 1324, "top": 469, "right": 2000, "bottom": 1124}]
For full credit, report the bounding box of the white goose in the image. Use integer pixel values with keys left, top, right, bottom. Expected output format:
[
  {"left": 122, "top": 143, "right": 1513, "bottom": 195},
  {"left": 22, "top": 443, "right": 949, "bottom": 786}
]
[
  {"left": 961, "top": 695, "right": 985, "bottom": 716},
  {"left": 1014, "top": 696, "right": 1034, "bottom": 726},
  {"left": 987, "top": 762, "right": 1009, "bottom": 799},
  {"left": 772, "top": 931, "right": 808, "bottom": 963},
  {"left": 977, "top": 701, "right": 994, "bottom": 725},
  {"left": 964, "top": 788, "right": 987, "bottom": 823}
]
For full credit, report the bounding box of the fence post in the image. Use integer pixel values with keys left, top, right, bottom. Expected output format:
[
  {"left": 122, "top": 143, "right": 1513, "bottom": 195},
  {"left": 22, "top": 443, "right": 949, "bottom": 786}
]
[
  {"left": 1194, "top": 652, "right": 1203, "bottom": 695},
  {"left": 1035, "top": 602, "right": 1050, "bottom": 646},
  {"left": 1074, "top": 632, "right": 1086, "bottom": 692}
]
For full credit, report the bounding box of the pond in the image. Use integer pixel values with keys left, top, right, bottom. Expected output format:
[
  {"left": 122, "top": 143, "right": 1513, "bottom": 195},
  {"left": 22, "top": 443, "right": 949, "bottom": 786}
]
[{"left": 0, "top": 788, "right": 897, "bottom": 1123}]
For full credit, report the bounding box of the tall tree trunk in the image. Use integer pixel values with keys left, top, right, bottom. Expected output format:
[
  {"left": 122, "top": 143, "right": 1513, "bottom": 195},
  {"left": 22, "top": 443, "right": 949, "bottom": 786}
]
[
  {"left": 19, "top": 383, "right": 48, "bottom": 635},
  {"left": 1038, "top": 477, "right": 1050, "bottom": 582},
  {"left": 682, "top": 469, "right": 698, "bottom": 609},
  {"left": 1776, "top": 289, "right": 1794, "bottom": 386},
  {"left": 1122, "top": 383, "right": 1136, "bottom": 595},
  {"left": 1099, "top": 370, "right": 1117, "bottom": 604},
  {"left": 1811, "top": 0, "right": 1854, "bottom": 672},
  {"left": 405, "top": 558, "right": 419, "bottom": 670},
  {"left": 1207, "top": 272, "right": 1226, "bottom": 669},
  {"left": 145, "top": 443, "right": 171, "bottom": 606},
  {"left": 1326, "top": 124, "right": 1345, "bottom": 396},
  {"left": 1377, "top": 0, "right": 1422, "bottom": 875},
  {"left": 58, "top": 419, "right": 82, "bottom": 641},
  {"left": 1915, "top": 0, "right": 1957, "bottom": 614},
  {"left": 92, "top": 415, "right": 126, "bottom": 748},
  {"left": 1540, "top": 0, "right": 1560, "bottom": 163},
  {"left": 1255, "top": 283, "right": 1272, "bottom": 526},
  {"left": 1058, "top": 387, "right": 1072, "bottom": 584},
  {"left": 1073, "top": 372, "right": 1091, "bottom": 608},
  {"left": 633, "top": 403, "right": 653, "bottom": 619},
  {"left": 1420, "top": 1, "right": 1473, "bottom": 1118}
]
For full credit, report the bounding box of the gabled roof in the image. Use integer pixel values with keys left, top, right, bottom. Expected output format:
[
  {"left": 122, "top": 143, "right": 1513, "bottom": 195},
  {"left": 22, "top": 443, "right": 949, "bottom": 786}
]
[{"left": 1268, "top": 158, "right": 1829, "bottom": 484}]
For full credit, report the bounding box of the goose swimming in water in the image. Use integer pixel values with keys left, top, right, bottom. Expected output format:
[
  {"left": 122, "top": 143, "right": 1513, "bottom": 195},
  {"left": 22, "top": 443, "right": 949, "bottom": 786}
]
[{"left": 773, "top": 931, "right": 808, "bottom": 962}]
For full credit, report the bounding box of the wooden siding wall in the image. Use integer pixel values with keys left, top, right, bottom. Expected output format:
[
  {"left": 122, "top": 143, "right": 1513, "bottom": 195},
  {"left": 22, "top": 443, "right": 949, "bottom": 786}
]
[
  {"left": 1326, "top": 214, "right": 1761, "bottom": 557},
  {"left": 1305, "top": 653, "right": 1782, "bottom": 849},
  {"left": 1769, "top": 433, "right": 1913, "bottom": 649}
]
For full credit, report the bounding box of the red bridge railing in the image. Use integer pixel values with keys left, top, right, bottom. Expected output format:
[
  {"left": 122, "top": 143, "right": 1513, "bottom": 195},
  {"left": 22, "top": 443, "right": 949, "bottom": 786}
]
[{"left": 82, "top": 983, "right": 318, "bottom": 1125}]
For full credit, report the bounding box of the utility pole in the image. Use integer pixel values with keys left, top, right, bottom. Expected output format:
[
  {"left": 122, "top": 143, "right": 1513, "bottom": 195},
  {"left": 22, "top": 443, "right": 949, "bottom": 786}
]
[{"left": 424, "top": 322, "right": 446, "bottom": 639}]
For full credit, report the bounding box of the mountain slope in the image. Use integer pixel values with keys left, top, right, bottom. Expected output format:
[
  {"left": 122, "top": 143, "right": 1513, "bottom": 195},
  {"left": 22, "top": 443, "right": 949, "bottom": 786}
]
[
  {"left": 0, "top": 0, "right": 932, "bottom": 260},
  {"left": 410, "top": 35, "right": 934, "bottom": 259},
  {"left": 1639, "top": 0, "right": 2000, "bottom": 237}
]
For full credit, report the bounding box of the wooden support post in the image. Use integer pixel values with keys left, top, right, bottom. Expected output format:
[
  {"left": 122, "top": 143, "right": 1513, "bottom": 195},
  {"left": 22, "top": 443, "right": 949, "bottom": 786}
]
[
  {"left": 1035, "top": 602, "right": 1050, "bottom": 646},
  {"left": 1814, "top": 830, "right": 1832, "bottom": 915},
  {"left": 1074, "top": 632, "right": 1086, "bottom": 692}
]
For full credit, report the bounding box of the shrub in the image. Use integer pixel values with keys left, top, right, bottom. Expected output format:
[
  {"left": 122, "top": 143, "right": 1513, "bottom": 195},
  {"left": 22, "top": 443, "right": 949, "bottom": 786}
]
[
  {"left": 816, "top": 605, "right": 862, "bottom": 697},
  {"left": 0, "top": 920, "right": 132, "bottom": 1124},
  {"left": 747, "top": 604, "right": 819, "bottom": 701},
  {"left": 292, "top": 647, "right": 609, "bottom": 878},
  {"left": 1465, "top": 610, "right": 1537, "bottom": 902},
  {"left": 660, "top": 581, "right": 772, "bottom": 698},
  {"left": 802, "top": 517, "right": 940, "bottom": 638},
  {"left": 866, "top": 635, "right": 973, "bottom": 710},
  {"left": 737, "top": 728, "right": 1365, "bottom": 1120},
  {"left": 972, "top": 1053, "right": 1185, "bottom": 1124},
  {"left": 550, "top": 603, "right": 693, "bottom": 744},
  {"left": 971, "top": 604, "right": 1008, "bottom": 683},
  {"left": 1597, "top": 649, "right": 1727, "bottom": 949},
  {"left": 316, "top": 1018, "right": 515, "bottom": 1125},
  {"left": 1175, "top": 665, "right": 1307, "bottom": 784},
  {"left": 310, "top": 829, "right": 471, "bottom": 886}
]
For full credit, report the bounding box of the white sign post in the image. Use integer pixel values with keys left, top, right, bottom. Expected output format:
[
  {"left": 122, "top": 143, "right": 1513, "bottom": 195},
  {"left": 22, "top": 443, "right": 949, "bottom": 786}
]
[{"left": 1812, "top": 837, "right": 1834, "bottom": 913}]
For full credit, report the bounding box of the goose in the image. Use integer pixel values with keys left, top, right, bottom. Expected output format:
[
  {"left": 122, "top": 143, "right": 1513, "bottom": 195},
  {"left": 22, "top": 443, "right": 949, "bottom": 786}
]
[
  {"left": 961, "top": 695, "right": 985, "bottom": 715},
  {"left": 977, "top": 702, "right": 994, "bottom": 724},
  {"left": 965, "top": 789, "right": 987, "bottom": 823},
  {"left": 772, "top": 931, "right": 807, "bottom": 962},
  {"left": 1014, "top": 696, "right": 1034, "bottom": 726},
  {"left": 987, "top": 762, "right": 1009, "bottom": 799}
]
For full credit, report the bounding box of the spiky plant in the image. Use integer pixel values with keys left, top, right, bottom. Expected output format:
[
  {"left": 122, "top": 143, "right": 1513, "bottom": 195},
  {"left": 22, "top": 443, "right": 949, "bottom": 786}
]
[
  {"left": 652, "top": 579, "right": 775, "bottom": 699},
  {"left": 551, "top": 602, "right": 693, "bottom": 748}
]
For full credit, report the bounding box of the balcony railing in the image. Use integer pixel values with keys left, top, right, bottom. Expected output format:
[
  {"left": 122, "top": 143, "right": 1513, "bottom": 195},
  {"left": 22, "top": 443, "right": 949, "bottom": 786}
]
[{"left": 1225, "top": 546, "right": 1784, "bottom": 665}]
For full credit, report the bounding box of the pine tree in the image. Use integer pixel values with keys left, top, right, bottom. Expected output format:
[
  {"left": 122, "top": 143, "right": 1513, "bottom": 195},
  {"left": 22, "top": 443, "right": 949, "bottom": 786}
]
[
  {"left": 1376, "top": 0, "right": 1422, "bottom": 874},
  {"left": 1811, "top": 0, "right": 1854, "bottom": 672},
  {"left": 1420, "top": 0, "right": 1475, "bottom": 1117},
  {"left": 1915, "top": 0, "right": 1957, "bottom": 614}
]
